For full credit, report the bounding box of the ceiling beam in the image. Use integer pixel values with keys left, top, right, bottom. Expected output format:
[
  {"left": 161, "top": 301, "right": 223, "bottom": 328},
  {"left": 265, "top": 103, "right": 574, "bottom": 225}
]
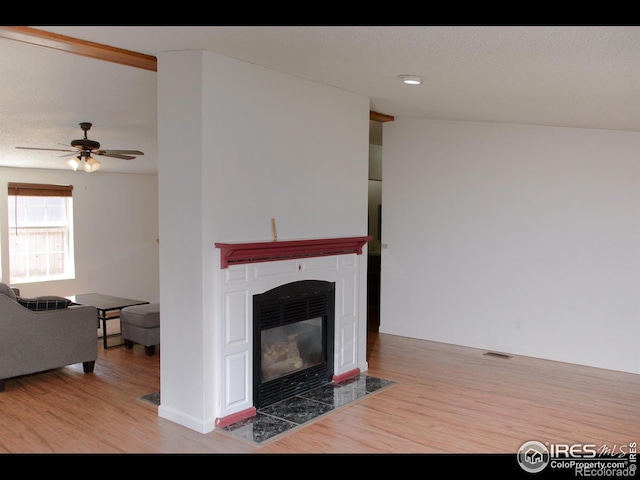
[
  {"left": 370, "top": 111, "right": 394, "bottom": 123},
  {"left": 0, "top": 26, "right": 157, "bottom": 72},
  {"left": 0, "top": 27, "right": 395, "bottom": 122}
]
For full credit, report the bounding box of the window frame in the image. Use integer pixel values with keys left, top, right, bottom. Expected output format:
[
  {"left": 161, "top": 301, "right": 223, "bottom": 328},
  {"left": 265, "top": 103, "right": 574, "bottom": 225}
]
[{"left": 7, "top": 182, "right": 75, "bottom": 284}]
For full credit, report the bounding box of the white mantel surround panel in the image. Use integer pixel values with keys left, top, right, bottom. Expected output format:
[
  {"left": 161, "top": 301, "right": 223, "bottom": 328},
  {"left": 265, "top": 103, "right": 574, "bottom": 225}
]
[{"left": 213, "top": 238, "right": 370, "bottom": 427}]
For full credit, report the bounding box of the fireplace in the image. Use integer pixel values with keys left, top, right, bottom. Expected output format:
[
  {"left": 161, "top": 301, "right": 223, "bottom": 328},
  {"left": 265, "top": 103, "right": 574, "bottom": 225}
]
[
  {"left": 210, "top": 236, "right": 371, "bottom": 430},
  {"left": 253, "top": 280, "right": 335, "bottom": 408}
]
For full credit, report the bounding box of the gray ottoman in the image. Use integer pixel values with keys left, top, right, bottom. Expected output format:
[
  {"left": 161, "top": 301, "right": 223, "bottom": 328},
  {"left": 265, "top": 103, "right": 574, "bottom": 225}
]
[{"left": 120, "top": 302, "right": 160, "bottom": 356}]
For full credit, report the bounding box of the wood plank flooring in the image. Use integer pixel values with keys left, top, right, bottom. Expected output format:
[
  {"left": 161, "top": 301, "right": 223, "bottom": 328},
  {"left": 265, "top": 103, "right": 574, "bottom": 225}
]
[{"left": 0, "top": 332, "right": 638, "bottom": 454}]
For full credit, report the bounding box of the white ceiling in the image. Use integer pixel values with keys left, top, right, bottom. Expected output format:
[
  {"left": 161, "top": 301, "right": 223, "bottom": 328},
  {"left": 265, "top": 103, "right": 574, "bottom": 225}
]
[{"left": 1, "top": 25, "right": 640, "bottom": 174}]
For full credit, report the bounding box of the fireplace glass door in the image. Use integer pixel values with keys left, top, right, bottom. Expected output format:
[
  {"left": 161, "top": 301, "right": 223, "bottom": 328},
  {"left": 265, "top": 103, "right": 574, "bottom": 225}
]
[
  {"left": 253, "top": 280, "right": 335, "bottom": 408},
  {"left": 261, "top": 316, "right": 323, "bottom": 382}
]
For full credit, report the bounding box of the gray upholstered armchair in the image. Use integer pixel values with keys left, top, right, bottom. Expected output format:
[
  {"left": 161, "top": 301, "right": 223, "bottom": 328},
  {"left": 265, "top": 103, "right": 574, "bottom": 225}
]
[{"left": 0, "top": 282, "right": 98, "bottom": 392}]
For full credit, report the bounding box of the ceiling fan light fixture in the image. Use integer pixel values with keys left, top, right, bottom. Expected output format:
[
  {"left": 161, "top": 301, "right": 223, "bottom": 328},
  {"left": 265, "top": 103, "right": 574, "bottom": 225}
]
[
  {"left": 398, "top": 75, "right": 423, "bottom": 85},
  {"left": 67, "top": 156, "right": 81, "bottom": 171},
  {"left": 83, "top": 156, "right": 101, "bottom": 173}
]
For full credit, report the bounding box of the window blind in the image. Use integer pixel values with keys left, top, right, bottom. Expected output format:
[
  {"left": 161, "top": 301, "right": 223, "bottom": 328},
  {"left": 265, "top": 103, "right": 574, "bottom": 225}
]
[{"left": 7, "top": 182, "right": 73, "bottom": 197}]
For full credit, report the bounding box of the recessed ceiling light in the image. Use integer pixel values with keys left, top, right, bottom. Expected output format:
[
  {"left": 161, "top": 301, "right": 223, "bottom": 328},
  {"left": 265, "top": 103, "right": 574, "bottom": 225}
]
[{"left": 398, "top": 75, "right": 424, "bottom": 85}]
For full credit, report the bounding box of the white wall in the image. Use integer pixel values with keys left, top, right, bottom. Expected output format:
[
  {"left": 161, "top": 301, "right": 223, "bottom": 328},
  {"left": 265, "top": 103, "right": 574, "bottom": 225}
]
[
  {"left": 381, "top": 118, "right": 640, "bottom": 374},
  {"left": 156, "top": 50, "right": 370, "bottom": 432},
  {"left": 0, "top": 167, "right": 159, "bottom": 302}
]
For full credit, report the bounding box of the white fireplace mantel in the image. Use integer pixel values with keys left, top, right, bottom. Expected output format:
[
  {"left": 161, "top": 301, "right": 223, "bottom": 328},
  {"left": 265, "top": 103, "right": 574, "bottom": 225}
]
[
  {"left": 212, "top": 236, "right": 371, "bottom": 428},
  {"left": 215, "top": 236, "right": 371, "bottom": 269}
]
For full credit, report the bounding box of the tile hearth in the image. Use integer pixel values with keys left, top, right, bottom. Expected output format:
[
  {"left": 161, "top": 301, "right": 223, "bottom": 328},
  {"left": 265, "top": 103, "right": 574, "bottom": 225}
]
[{"left": 218, "top": 374, "right": 395, "bottom": 445}]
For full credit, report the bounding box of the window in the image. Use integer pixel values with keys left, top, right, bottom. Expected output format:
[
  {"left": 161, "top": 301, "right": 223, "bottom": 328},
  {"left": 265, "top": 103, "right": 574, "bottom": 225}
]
[{"left": 7, "top": 183, "right": 75, "bottom": 284}]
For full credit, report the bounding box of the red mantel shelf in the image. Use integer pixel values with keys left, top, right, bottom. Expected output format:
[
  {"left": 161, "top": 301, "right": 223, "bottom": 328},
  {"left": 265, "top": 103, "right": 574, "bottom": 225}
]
[{"left": 215, "top": 236, "right": 372, "bottom": 269}]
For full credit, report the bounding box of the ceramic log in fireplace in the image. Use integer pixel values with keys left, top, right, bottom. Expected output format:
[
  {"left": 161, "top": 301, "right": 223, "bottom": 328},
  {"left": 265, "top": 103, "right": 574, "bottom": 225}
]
[{"left": 253, "top": 280, "right": 335, "bottom": 408}]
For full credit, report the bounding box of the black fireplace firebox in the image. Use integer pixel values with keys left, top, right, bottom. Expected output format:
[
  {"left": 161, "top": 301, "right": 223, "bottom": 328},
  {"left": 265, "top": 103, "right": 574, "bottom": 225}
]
[{"left": 253, "top": 280, "right": 335, "bottom": 408}]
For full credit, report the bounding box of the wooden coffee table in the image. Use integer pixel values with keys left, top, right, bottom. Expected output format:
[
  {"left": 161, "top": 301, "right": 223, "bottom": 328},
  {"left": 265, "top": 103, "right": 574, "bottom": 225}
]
[{"left": 67, "top": 293, "right": 149, "bottom": 349}]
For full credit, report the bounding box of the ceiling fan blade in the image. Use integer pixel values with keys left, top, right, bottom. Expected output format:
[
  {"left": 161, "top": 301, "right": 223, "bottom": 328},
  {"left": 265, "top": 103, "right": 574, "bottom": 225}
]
[
  {"left": 16, "top": 146, "right": 76, "bottom": 153},
  {"left": 95, "top": 152, "right": 137, "bottom": 160},
  {"left": 96, "top": 149, "right": 144, "bottom": 156}
]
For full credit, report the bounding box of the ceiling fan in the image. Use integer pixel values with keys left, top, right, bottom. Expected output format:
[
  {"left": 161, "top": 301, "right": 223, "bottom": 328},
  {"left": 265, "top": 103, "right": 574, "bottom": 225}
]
[{"left": 15, "top": 122, "right": 144, "bottom": 172}]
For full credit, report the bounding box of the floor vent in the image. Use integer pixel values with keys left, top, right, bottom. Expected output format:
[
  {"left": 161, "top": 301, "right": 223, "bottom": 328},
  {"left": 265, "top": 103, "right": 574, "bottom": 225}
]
[{"left": 483, "top": 351, "right": 512, "bottom": 359}]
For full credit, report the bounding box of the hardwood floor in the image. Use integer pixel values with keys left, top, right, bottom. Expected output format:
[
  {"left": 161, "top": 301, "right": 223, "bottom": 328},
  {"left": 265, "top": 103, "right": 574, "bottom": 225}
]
[{"left": 0, "top": 332, "right": 638, "bottom": 455}]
